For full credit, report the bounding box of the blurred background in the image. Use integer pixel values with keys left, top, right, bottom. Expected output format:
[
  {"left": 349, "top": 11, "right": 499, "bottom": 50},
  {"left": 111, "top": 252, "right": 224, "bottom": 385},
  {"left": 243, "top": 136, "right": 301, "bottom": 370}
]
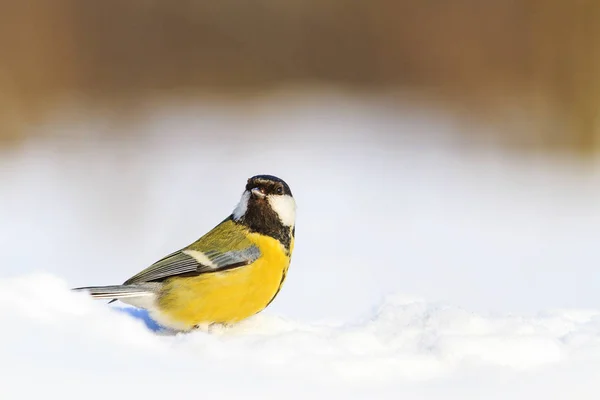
[
  {"left": 2, "top": 0, "right": 600, "bottom": 149},
  {"left": 1, "top": 1, "right": 600, "bottom": 320}
]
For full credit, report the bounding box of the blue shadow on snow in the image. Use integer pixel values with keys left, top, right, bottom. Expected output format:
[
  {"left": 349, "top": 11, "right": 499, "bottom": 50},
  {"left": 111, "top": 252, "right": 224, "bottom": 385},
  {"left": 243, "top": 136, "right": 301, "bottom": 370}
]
[{"left": 113, "top": 307, "right": 164, "bottom": 332}]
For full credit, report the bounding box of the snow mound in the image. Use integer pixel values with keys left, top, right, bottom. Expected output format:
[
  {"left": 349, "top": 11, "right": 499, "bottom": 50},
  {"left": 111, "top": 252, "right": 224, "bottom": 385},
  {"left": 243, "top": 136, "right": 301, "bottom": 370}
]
[{"left": 2, "top": 273, "right": 600, "bottom": 399}]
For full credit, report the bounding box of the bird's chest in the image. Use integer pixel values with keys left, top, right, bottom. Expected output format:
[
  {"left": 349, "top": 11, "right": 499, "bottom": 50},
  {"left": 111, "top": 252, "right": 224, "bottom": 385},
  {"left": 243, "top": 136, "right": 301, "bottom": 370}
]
[
  {"left": 198, "top": 235, "right": 290, "bottom": 321},
  {"left": 244, "top": 233, "right": 291, "bottom": 294},
  {"left": 158, "top": 234, "right": 291, "bottom": 326}
]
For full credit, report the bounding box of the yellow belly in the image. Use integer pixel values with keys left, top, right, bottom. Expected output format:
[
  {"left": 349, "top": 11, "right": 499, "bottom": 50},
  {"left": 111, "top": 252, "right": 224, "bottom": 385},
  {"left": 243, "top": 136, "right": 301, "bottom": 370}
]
[{"left": 155, "top": 233, "right": 291, "bottom": 330}]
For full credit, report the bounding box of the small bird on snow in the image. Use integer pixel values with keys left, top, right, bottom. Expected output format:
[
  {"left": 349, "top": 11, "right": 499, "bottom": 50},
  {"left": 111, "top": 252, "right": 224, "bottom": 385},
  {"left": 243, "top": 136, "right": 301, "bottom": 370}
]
[{"left": 74, "top": 175, "right": 296, "bottom": 331}]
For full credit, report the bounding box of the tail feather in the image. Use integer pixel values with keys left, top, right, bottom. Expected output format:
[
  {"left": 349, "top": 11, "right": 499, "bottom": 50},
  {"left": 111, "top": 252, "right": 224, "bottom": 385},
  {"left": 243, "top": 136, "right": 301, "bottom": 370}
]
[{"left": 72, "top": 285, "right": 154, "bottom": 300}]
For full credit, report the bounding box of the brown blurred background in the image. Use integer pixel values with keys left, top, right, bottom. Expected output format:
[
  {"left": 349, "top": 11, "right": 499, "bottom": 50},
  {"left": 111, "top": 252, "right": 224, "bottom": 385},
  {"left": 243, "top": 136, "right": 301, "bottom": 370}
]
[{"left": 1, "top": 0, "right": 599, "bottom": 151}]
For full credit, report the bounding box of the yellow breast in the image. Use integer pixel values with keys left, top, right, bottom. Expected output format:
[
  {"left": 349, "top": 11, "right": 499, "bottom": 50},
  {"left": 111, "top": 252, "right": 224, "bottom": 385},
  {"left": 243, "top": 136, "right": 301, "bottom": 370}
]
[{"left": 155, "top": 233, "right": 291, "bottom": 330}]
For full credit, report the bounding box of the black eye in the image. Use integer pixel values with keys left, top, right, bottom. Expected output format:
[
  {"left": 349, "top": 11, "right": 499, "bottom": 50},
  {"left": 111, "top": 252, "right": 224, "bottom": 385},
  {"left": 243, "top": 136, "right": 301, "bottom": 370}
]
[{"left": 276, "top": 186, "right": 283, "bottom": 194}]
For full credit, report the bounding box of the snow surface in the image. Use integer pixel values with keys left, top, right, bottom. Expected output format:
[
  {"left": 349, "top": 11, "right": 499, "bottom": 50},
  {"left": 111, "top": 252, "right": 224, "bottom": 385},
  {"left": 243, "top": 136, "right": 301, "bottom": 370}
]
[{"left": 1, "top": 96, "right": 600, "bottom": 399}]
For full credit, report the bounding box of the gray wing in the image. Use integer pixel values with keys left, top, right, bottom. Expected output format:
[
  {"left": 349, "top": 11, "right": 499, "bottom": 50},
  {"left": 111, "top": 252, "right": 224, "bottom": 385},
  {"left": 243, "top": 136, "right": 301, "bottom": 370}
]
[{"left": 124, "top": 246, "right": 260, "bottom": 285}]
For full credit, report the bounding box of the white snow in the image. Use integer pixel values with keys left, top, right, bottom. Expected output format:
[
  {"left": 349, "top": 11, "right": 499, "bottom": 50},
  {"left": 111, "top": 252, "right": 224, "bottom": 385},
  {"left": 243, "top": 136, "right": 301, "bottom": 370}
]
[
  {"left": 2, "top": 274, "right": 600, "bottom": 399},
  {"left": 1, "top": 95, "right": 600, "bottom": 399}
]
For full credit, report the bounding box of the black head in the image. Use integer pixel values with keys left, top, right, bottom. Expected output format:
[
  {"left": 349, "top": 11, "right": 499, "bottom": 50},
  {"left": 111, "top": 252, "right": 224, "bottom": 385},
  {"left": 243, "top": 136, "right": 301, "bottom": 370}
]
[
  {"left": 245, "top": 175, "right": 293, "bottom": 197},
  {"left": 232, "top": 174, "right": 295, "bottom": 250}
]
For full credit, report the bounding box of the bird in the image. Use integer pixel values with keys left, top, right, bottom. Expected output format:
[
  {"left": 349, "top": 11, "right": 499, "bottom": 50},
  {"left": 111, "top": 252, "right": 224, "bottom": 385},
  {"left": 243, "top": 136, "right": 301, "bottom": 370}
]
[{"left": 73, "top": 175, "right": 296, "bottom": 331}]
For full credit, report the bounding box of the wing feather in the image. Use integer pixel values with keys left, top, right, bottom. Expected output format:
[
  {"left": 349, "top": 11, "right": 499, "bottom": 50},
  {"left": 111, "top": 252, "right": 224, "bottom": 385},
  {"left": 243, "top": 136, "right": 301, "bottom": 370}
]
[{"left": 124, "top": 217, "right": 259, "bottom": 284}]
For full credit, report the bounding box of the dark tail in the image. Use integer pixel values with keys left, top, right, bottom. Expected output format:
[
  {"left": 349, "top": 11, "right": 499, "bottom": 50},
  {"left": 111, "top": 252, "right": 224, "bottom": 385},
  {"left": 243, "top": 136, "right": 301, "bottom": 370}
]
[{"left": 72, "top": 285, "right": 153, "bottom": 301}]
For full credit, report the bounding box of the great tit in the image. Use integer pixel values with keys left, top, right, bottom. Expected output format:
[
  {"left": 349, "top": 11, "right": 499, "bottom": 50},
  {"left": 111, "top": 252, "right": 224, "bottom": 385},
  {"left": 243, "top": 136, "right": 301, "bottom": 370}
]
[{"left": 74, "top": 175, "right": 296, "bottom": 331}]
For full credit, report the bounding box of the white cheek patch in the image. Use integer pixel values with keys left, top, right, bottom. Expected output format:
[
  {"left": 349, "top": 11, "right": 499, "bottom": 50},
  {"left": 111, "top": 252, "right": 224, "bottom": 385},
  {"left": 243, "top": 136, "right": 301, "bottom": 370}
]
[
  {"left": 232, "top": 190, "right": 250, "bottom": 221},
  {"left": 182, "top": 250, "right": 217, "bottom": 269},
  {"left": 268, "top": 194, "right": 296, "bottom": 227}
]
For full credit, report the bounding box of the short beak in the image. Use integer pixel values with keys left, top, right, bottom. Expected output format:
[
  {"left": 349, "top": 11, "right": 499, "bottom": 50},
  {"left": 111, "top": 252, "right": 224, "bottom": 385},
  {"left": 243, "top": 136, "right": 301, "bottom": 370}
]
[{"left": 251, "top": 188, "right": 266, "bottom": 198}]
